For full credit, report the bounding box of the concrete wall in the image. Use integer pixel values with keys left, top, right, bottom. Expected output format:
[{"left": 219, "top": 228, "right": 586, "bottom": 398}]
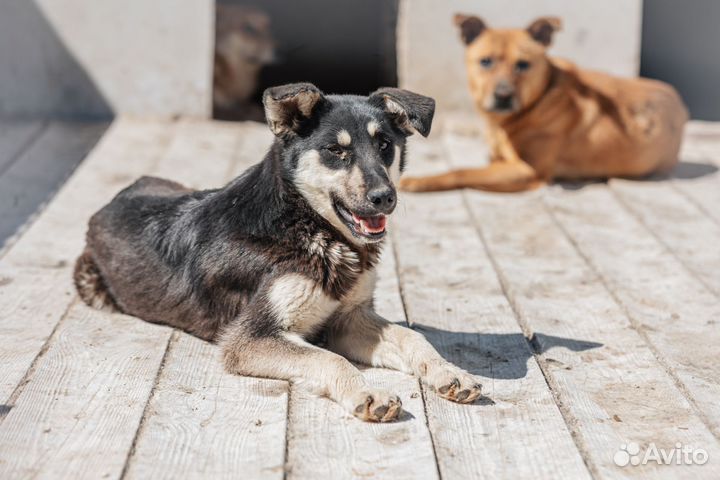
[
  {"left": 0, "top": 0, "right": 213, "bottom": 118},
  {"left": 397, "top": 0, "right": 643, "bottom": 116}
]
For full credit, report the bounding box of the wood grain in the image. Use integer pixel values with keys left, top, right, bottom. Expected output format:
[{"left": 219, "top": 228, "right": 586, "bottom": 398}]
[
  {"left": 393, "top": 137, "right": 591, "bottom": 480},
  {"left": 544, "top": 183, "right": 720, "bottom": 441},
  {"left": 448, "top": 130, "right": 720, "bottom": 479},
  {"left": 0, "top": 305, "right": 172, "bottom": 479},
  {"left": 125, "top": 333, "right": 289, "bottom": 480},
  {"left": 670, "top": 129, "right": 720, "bottom": 226},
  {"left": 0, "top": 120, "right": 172, "bottom": 403},
  {"left": 609, "top": 177, "right": 720, "bottom": 296}
]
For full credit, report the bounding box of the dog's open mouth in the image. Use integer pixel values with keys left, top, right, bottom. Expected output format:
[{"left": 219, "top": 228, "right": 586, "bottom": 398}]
[{"left": 333, "top": 200, "right": 387, "bottom": 241}]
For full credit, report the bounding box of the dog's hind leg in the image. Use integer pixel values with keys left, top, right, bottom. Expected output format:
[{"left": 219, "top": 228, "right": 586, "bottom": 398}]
[
  {"left": 400, "top": 162, "right": 543, "bottom": 193},
  {"left": 73, "top": 248, "right": 119, "bottom": 312},
  {"left": 221, "top": 324, "right": 403, "bottom": 422},
  {"left": 326, "top": 308, "right": 484, "bottom": 404}
]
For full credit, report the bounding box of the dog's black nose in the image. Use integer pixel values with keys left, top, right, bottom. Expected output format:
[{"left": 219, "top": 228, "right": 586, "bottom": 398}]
[
  {"left": 367, "top": 187, "right": 396, "bottom": 213},
  {"left": 493, "top": 93, "right": 514, "bottom": 111}
]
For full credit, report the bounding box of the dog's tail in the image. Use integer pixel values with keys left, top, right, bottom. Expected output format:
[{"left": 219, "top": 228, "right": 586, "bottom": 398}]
[{"left": 73, "top": 248, "right": 119, "bottom": 312}]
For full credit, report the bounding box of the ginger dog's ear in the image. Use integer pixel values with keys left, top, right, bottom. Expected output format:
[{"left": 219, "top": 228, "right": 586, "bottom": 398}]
[
  {"left": 453, "top": 14, "right": 487, "bottom": 45},
  {"left": 263, "top": 83, "right": 325, "bottom": 137},
  {"left": 369, "top": 88, "right": 435, "bottom": 137},
  {"left": 526, "top": 17, "right": 562, "bottom": 47}
]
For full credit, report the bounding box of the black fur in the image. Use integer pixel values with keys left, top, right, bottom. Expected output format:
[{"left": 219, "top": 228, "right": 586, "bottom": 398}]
[{"left": 75, "top": 83, "right": 435, "bottom": 343}]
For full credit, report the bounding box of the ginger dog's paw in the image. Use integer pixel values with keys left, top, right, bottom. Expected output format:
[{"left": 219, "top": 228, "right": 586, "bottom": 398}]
[
  {"left": 351, "top": 390, "right": 403, "bottom": 422},
  {"left": 427, "top": 365, "right": 483, "bottom": 404},
  {"left": 399, "top": 177, "right": 424, "bottom": 192}
]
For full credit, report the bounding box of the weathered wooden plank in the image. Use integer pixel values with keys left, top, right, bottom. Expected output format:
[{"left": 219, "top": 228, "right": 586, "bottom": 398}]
[
  {"left": 393, "top": 138, "right": 591, "bottom": 479},
  {"left": 125, "top": 121, "right": 291, "bottom": 479},
  {"left": 447, "top": 132, "right": 720, "bottom": 478},
  {"left": 0, "top": 305, "right": 172, "bottom": 479},
  {"left": 152, "top": 119, "right": 240, "bottom": 188},
  {"left": 286, "top": 247, "right": 438, "bottom": 480},
  {"left": 2, "top": 119, "right": 259, "bottom": 479},
  {"left": 0, "top": 119, "right": 45, "bottom": 174},
  {"left": 609, "top": 177, "right": 720, "bottom": 296},
  {"left": 0, "top": 119, "right": 173, "bottom": 403},
  {"left": 125, "top": 333, "right": 289, "bottom": 480},
  {"left": 227, "top": 120, "right": 272, "bottom": 177},
  {"left": 544, "top": 183, "right": 720, "bottom": 440},
  {"left": 287, "top": 369, "right": 435, "bottom": 480},
  {"left": 669, "top": 129, "right": 720, "bottom": 226},
  {"left": 0, "top": 121, "right": 109, "bottom": 251},
  {"left": 0, "top": 120, "right": 184, "bottom": 479}
]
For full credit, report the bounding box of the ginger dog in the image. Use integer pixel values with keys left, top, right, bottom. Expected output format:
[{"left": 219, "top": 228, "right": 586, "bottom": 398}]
[{"left": 400, "top": 15, "right": 689, "bottom": 193}]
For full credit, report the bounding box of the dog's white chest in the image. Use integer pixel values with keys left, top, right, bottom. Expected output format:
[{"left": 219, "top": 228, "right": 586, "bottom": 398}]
[
  {"left": 266, "top": 269, "right": 377, "bottom": 337},
  {"left": 267, "top": 273, "right": 339, "bottom": 336}
]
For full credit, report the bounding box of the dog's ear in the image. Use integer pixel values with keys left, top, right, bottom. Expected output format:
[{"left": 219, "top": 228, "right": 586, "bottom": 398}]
[
  {"left": 263, "top": 83, "right": 325, "bottom": 137},
  {"left": 369, "top": 88, "right": 435, "bottom": 138},
  {"left": 453, "top": 14, "right": 487, "bottom": 45},
  {"left": 526, "top": 17, "right": 562, "bottom": 47}
]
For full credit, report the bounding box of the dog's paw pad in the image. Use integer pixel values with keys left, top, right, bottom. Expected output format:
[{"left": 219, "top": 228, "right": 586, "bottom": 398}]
[
  {"left": 353, "top": 392, "right": 402, "bottom": 422},
  {"left": 429, "top": 366, "right": 483, "bottom": 404}
]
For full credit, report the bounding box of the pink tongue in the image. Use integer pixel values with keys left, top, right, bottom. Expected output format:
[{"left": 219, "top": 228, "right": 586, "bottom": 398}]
[{"left": 352, "top": 214, "right": 387, "bottom": 234}]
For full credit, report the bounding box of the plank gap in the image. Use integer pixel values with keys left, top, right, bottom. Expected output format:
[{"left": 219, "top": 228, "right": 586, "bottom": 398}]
[
  {"left": 607, "top": 185, "right": 719, "bottom": 298},
  {"left": 540, "top": 195, "right": 720, "bottom": 443},
  {"left": 456, "top": 179, "right": 601, "bottom": 480},
  {"left": 119, "top": 330, "right": 177, "bottom": 480},
  {"left": 0, "top": 297, "right": 78, "bottom": 408}
]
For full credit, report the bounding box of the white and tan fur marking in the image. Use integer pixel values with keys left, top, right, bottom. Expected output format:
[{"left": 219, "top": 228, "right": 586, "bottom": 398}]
[
  {"left": 268, "top": 273, "right": 339, "bottom": 336},
  {"left": 388, "top": 146, "right": 402, "bottom": 183},
  {"left": 337, "top": 129, "right": 352, "bottom": 146},
  {"left": 367, "top": 121, "right": 379, "bottom": 137},
  {"left": 294, "top": 150, "right": 358, "bottom": 243}
]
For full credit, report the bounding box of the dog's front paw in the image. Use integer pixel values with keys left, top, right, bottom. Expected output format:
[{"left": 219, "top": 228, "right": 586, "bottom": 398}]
[
  {"left": 425, "top": 364, "right": 483, "bottom": 404},
  {"left": 399, "top": 177, "right": 424, "bottom": 192},
  {"left": 349, "top": 390, "right": 403, "bottom": 422}
]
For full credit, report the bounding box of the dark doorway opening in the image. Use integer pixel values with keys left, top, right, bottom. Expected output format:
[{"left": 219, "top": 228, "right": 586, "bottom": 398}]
[
  {"left": 641, "top": 0, "right": 720, "bottom": 120},
  {"left": 214, "top": 0, "right": 398, "bottom": 121}
]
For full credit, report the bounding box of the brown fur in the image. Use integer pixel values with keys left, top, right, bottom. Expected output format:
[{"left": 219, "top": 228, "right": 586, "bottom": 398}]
[
  {"left": 400, "top": 15, "right": 689, "bottom": 193},
  {"left": 73, "top": 249, "right": 118, "bottom": 312},
  {"left": 213, "top": 5, "right": 274, "bottom": 120}
]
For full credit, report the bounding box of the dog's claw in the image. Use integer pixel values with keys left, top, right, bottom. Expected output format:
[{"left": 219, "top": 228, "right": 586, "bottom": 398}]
[
  {"left": 352, "top": 391, "right": 403, "bottom": 422},
  {"left": 431, "top": 367, "right": 483, "bottom": 404}
]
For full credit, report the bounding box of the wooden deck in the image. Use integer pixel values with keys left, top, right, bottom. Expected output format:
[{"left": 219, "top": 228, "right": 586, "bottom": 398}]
[{"left": 0, "top": 116, "right": 719, "bottom": 479}]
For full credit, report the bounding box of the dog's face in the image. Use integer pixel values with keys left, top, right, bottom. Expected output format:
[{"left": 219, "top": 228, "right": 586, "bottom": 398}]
[
  {"left": 215, "top": 5, "right": 275, "bottom": 66},
  {"left": 263, "top": 83, "right": 435, "bottom": 244},
  {"left": 454, "top": 15, "right": 561, "bottom": 115}
]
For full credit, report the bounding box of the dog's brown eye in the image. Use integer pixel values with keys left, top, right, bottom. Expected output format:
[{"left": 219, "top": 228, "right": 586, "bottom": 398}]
[
  {"left": 515, "top": 60, "right": 531, "bottom": 72},
  {"left": 379, "top": 140, "right": 389, "bottom": 151},
  {"left": 479, "top": 57, "right": 493, "bottom": 68}
]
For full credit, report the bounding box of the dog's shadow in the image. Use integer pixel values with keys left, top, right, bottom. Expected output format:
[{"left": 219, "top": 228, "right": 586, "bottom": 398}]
[
  {"left": 411, "top": 323, "right": 602, "bottom": 381},
  {"left": 667, "top": 160, "right": 718, "bottom": 179},
  {"left": 557, "top": 160, "right": 718, "bottom": 190}
]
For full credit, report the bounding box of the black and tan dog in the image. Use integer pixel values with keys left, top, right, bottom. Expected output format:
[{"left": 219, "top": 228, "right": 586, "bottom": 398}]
[
  {"left": 401, "top": 15, "right": 688, "bottom": 193},
  {"left": 74, "top": 83, "right": 482, "bottom": 422}
]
